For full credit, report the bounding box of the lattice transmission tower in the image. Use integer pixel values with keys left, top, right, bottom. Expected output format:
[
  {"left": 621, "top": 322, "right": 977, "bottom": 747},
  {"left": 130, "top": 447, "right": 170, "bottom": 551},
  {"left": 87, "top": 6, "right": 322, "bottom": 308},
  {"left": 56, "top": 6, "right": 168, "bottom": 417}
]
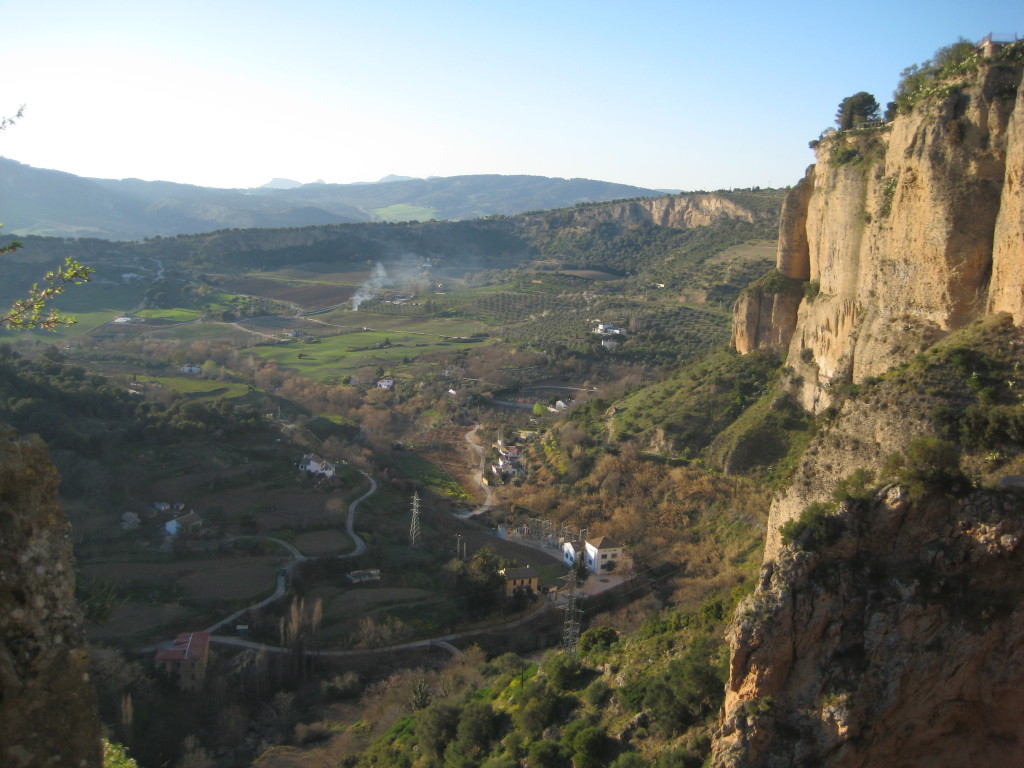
[
  {"left": 560, "top": 564, "right": 583, "bottom": 654},
  {"left": 409, "top": 492, "right": 421, "bottom": 548}
]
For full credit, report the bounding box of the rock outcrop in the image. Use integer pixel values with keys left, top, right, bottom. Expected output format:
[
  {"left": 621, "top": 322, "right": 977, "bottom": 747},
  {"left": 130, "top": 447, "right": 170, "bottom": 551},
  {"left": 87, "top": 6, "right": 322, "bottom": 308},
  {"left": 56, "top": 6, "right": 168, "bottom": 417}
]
[
  {"left": 712, "top": 486, "right": 1024, "bottom": 768},
  {"left": 0, "top": 425, "right": 101, "bottom": 767},
  {"left": 734, "top": 50, "right": 1024, "bottom": 414}
]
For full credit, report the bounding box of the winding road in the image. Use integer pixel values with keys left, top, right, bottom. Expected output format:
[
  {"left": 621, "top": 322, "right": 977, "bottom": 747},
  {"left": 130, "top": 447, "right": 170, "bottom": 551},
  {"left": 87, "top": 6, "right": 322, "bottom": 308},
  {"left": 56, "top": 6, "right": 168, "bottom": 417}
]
[
  {"left": 456, "top": 424, "right": 493, "bottom": 519},
  {"left": 194, "top": 470, "right": 373, "bottom": 636}
]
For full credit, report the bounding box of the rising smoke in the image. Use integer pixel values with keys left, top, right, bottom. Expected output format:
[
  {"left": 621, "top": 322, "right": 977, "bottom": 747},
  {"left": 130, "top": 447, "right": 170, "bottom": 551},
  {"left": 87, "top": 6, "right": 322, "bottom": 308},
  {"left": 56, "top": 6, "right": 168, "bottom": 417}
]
[{"left": 350, "top": 257, "right": 429, "bottom": 310}]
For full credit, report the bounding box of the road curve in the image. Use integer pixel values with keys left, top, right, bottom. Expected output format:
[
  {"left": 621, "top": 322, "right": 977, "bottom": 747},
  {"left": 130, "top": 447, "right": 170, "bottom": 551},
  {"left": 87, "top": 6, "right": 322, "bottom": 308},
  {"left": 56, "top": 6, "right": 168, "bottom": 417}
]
[
  {"left": 173, "top": 471, "right": 377, "bottom": 640},
  {"left": 338, "top": 470, "right": 373, "bottom": 558},
  {"left": 456, "top": 424, "right": 493, "bottom": 519}
]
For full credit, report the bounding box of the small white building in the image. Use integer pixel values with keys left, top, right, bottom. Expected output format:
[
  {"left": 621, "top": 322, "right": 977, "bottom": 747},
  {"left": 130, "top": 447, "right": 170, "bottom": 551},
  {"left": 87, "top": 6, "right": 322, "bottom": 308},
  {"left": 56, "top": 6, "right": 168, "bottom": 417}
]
[
  {"left": 166, "top": 512, "right": 203, "bottom": 537},
  {"left": 594, "top": 322, "right": 627, "bottom": 336},
  {"left": 347, "top": 569, "right": 382, "bottom": 584},
  {"left": 299, "top": 453, "right": 336, "bottom": 478},
  {"left": 563, "top": 536, "right": 624, "bottom": 574},
  {"left": 584, "top": 535, "right": 623, "bottom": 573},
  {"left": 562, "top": 540, "right": 584, "bottom": 568},
  {"left": 377, "top": 376, "right": 395, "bottom": 390},
  {"left": 179, "top": 364, "right": 201, "bottom": 375}
]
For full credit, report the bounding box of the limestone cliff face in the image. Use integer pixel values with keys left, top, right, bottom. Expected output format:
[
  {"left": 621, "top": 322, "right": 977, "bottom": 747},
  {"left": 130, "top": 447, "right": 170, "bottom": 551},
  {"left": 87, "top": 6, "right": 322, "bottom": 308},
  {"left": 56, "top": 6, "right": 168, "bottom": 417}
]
[
  {"left": 731, "top": 287, "right": 803, "bottom": 356},
  {"left": 734, "top": 54, "right": 1024, "bottom": 414},
  {"left": 527, "top": 191, "right": 777, "bottom": 232},
  {"left": 717, "top": 45, "right": 1024, "bottom": 768},
  {"left": 0, "top": 425, "right": 101, "bottom": 767},
  {"left": 712, "top": 485, "right": 1024, "bottom": 768}
]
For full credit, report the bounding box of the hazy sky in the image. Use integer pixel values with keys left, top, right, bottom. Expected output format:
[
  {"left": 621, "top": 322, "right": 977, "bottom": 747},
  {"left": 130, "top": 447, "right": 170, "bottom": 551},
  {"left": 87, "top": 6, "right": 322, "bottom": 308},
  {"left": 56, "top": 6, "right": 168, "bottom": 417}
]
[{"left": 2, "top": 1, "right": 1019, "bottom": 191}]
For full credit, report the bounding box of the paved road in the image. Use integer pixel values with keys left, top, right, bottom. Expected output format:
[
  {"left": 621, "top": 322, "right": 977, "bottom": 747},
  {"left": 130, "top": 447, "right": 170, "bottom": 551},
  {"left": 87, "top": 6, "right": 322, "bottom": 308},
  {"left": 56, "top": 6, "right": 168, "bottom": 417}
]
[
  {"left": 162, "top": 464, "right": 626, "bottom": 659},
  {"left": 148, "top": 472, "right": 375, "bottom": 645},
  {"left": 338, "top": 470, "right": 372, "bottom": 558},
  {"left": 456, "top": 425, "right": 493, "bottom": 519},
  {"left": 209, "top": 593, "right": 554, "bottom": 657}
]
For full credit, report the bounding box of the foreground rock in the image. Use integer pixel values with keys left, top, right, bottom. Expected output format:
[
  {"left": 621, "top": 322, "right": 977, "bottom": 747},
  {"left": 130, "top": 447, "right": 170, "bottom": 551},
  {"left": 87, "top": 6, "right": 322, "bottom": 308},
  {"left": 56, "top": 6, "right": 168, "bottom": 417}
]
[
  {"left": 0, "top": 425, "right": 101, "bottom": 767},
  {"left": 713, "top": 486, "right": 1024, "bottom": 767}
]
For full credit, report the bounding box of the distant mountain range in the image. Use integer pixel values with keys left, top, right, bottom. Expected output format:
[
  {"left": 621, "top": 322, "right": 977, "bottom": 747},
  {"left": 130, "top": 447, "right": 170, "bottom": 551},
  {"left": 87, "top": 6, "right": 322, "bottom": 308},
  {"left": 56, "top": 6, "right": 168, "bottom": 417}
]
[{"left": 0, "top": 158, "right": 667, "bottom": 241}]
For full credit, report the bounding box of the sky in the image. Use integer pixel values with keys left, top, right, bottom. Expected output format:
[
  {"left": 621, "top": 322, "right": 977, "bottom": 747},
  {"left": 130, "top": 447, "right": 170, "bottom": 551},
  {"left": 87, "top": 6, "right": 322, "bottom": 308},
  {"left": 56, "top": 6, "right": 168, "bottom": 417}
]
[{"left": 1, "top": 1, "right": 1020, "bottom": 192}]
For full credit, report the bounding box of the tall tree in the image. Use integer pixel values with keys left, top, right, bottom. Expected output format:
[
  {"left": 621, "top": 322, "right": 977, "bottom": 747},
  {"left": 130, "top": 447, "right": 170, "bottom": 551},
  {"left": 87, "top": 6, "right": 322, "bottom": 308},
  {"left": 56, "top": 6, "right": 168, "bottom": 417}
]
[{"left": 835, "top": 91, "right": 880, "bottom": 130}]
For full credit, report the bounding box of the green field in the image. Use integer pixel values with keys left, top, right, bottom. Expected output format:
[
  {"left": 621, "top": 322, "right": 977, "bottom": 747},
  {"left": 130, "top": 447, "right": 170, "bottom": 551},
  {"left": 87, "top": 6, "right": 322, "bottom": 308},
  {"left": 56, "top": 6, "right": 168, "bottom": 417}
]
[
  {"left": 370, "top": 204, "right": 439, "bottom": 222},
  {"left": 139, "top": 376, "right": 252, "bottom": 400},
  {"left": 136, "top": 308, "right": 201, "bottom": 321},
  {"left": 251, "top": 327, "right": 487, "bottom": 379}
]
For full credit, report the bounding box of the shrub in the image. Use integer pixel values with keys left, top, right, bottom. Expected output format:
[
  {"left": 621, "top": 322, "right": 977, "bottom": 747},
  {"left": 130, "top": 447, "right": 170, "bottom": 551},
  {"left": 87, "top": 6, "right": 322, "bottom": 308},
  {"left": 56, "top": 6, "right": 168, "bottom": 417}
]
[
  {"left": 880, "top": 175, "right": 898, "bottom": 217},
  {"left": 829, "top": 146, "right": 862, "bottom": 166},
  {"left": 578, "top": 626, "right": 619, "bottom": 655},
  {"left": 527, "top": 740, "right": 564, "bottom": 768},
  {"left": 542, "top": 652, "right": 585, "bottom": 692},
  {"left": 899, "top": 436, "right": 968, "bottom": 494},
  {"left": 583, "top": 679, "right": 612, "bottom": 709},
  {"left": 892, "top": 39, "right": 979, "bottom": 114},
  {"left": 832, "top": 468, "right": 875, "bottom": 504},
  {"left": 779, "top": 501, "right": 844, "bottom": 550}
]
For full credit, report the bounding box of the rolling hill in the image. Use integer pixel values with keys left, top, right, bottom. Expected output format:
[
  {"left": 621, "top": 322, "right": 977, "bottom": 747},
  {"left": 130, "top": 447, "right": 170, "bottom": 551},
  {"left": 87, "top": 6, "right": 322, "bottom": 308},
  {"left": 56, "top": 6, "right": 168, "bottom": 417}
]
[{"left": 0, "top": 157, "right": 667, "bottom": 240}]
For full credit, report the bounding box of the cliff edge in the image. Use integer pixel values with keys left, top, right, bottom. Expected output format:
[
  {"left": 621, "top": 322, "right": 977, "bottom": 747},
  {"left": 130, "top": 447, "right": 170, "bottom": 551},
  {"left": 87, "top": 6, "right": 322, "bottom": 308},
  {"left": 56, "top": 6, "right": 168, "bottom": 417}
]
[{"left": 734, "top": 45, "right": 1024, "bottom": 415}]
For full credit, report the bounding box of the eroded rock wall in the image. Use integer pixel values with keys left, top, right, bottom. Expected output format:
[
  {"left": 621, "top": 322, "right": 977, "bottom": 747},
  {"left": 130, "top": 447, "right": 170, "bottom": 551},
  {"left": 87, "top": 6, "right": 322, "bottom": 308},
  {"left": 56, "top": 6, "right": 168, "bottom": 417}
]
[
  {"left": 713, "top": 486, "right": 1024, "bottom": 768},
  {"left": 525, "top": 190, "right": 779, "bottom": 234},
  {"left": 0, "top": 425, "right": 101, "bottom": 768}
]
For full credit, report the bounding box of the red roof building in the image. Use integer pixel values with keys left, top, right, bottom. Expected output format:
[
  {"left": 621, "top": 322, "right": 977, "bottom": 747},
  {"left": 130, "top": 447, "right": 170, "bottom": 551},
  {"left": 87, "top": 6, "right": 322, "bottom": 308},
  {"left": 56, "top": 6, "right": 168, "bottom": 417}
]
[{"left": 155, "top": 631, "right": 210, "bottom": 690}]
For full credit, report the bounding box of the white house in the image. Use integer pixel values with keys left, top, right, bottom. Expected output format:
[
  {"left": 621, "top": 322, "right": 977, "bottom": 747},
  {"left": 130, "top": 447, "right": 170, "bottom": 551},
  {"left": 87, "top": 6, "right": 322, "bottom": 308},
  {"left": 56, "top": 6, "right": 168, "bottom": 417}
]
[
  {"left": 179, "top": 364, "right": 201, "bottom": 375},
  {"left": 166, "top": 512, "right": 203, "bottom": 537},
  {"left": 594, "top": 322, "right": 627, "bottom": 336},
  {"left": 498, "top": 446, "right": 521, "bottom": 461},
  {"left": 347, "top": 569, "right": 382, "bottom": 584},
  {"left": 562, "top": 540, "right": 584, "bottom": 568},
  {"left": 584, "top": 535, "right": 623, "bottom": 573},
  {"left": 299, "top": 453, "right": 336, "bottom": 478},
  {"left": 377, "top": 376, "right": 395, "bottom": 390}
]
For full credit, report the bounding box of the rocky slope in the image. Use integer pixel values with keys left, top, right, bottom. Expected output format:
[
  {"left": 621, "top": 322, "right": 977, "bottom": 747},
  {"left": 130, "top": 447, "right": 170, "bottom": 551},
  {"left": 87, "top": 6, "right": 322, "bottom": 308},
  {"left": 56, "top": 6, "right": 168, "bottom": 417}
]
[{"left": 0, "top": 425, "right": 101, "bottom": 767}]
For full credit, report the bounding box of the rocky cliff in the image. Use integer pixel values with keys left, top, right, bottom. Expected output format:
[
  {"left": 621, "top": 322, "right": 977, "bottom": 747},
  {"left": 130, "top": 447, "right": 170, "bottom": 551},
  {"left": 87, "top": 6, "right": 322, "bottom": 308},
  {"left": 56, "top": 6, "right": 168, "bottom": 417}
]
[
  {"left": 713, "top": 484, "right": 1024, "bottom": 768},
  {"left": 0, "top": 425, "right": 101, "bottom": 767},
  {"left": 716, "top": 41, "right": 1024, "bottom": 767},
  {"left": 734, "top": 47, "right": 1024, "bottom": 414},
  {"left": 525, "top": 190, "right": 781, "bottom": 233}
]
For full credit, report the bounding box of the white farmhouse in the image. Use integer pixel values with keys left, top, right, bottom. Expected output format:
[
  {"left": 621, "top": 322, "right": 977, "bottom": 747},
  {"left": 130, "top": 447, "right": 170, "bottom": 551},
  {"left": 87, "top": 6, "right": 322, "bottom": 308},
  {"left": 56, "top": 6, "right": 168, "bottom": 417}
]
[
  {"left": 584, "top": 536, "right": 623, "bottom": 573},
  {"left": 299, "top": 453, "right": 336, "bottom": 478}
]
